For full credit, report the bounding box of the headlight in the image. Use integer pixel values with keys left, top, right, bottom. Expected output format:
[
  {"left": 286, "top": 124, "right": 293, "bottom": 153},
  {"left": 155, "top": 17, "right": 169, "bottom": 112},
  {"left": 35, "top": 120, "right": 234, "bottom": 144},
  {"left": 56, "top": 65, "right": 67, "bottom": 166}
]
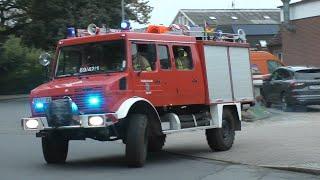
[
  {"left": 88, "top": 116, "right": 104, "bottom": 126},
  {"left": 25, "top": 119, "right": 39, "bottom": 129}
]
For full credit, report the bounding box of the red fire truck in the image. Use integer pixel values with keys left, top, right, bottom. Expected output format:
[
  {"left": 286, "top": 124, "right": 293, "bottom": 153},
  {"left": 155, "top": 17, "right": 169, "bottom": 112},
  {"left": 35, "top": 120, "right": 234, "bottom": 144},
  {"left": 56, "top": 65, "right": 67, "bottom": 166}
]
[{"left": 21, "top": 24, "right": 254, "bottom": 167}]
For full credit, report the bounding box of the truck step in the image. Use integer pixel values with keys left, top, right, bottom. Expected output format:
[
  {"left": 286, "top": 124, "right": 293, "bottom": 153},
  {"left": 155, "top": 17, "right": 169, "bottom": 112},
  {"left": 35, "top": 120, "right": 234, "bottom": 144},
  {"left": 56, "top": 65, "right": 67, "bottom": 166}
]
[{"left": 161, "top": 113, "right": 211, "bottom": 131}]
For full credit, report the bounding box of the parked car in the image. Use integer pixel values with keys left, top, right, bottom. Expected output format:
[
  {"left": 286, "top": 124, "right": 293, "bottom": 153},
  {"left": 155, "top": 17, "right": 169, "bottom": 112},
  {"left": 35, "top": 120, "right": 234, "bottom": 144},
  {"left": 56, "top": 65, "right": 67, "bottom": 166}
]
[
  {"left": 261, "top": 66, "right": 320, "bottom": 111},
  {"left": 250, "top": 51, "right": 284, "bottom": 75}
]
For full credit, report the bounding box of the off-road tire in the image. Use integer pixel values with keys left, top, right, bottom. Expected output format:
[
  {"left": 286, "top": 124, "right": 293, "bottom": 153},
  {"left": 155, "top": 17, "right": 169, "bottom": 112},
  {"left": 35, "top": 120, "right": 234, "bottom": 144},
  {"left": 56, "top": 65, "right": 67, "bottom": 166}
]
[
  {"left": 148, "top": 135, "right": 166, "bottom": 152},
  {"left": 42, "top": 135, "right": 69, "bottom": 164},
  {"left": 206, "top": 109, "right": 235, "bottom": 151},
  {"left": 125, "top": 114, "right": 148, "bottom": 167}
]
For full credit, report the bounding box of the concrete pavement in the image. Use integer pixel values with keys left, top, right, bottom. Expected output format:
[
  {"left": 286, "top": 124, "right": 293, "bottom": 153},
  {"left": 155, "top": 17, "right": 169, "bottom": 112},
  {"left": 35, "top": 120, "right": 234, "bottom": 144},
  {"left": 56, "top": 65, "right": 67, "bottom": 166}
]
[
  {"left": 1, "top": 97, "right": 320, "bottom": 178},
  {"left": 164, "top": 106, "right": 320, "bottom": 175},
  {"left": 1, "top": 99, "right": 319, "bottom": 179}
]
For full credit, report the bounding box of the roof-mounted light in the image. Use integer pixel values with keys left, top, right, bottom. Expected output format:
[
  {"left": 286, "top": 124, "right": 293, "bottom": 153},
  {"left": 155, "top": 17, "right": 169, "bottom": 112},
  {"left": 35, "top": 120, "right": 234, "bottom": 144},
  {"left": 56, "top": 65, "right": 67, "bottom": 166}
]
[
  {"left": 120, "top": 21, "right": 131, "bottom": 31},
  {"left": 67, "top": 27, "right": 76, "bottom": 38}
]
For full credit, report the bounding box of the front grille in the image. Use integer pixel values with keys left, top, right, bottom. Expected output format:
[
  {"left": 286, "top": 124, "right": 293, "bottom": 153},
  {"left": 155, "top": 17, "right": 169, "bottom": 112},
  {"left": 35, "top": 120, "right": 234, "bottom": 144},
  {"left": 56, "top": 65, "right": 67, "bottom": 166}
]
[
  {"left": 46, "top": 99, "right": 80, "bottom": 127},
  {"left": 32, "top": 87, "right": 106, "bottom": 117}
]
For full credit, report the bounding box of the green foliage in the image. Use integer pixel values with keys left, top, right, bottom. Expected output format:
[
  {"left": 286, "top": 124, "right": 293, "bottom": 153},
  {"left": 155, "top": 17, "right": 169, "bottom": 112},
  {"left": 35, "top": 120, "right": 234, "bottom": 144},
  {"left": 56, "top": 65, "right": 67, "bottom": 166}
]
[
  {"left": 21, "top": 0, "right": 153, "bottom": 50},
  {"left": 0, "top": 0, "right": 153, "bottom": 94},
  {"left": 0, "top": 36, "right": 44, "bottom": 94}
]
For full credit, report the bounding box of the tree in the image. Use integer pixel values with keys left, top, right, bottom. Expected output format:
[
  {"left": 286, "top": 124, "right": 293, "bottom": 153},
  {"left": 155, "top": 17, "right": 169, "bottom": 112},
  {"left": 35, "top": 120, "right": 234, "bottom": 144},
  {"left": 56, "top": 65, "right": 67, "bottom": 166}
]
[
  {"left": 0, "top": 0, "right": 29, "bottom": 36},
  {"left": 21, "top": 0, "right": 153, "bottom": 50},
  {"left": 0, "top": 36, "right": 44, "bottom": 94}
]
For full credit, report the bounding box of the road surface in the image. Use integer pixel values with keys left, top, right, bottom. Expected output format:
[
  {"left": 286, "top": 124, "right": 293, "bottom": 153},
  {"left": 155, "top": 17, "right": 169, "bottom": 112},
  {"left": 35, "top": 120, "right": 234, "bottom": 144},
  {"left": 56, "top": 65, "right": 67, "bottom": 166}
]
[{"left": 0, "top": 99, "right": 318, "bottom": 180}]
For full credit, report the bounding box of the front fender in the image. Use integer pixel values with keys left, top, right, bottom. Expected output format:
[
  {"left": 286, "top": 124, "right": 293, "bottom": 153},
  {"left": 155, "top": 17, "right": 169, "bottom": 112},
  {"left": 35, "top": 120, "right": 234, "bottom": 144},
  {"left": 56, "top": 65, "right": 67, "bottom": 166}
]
[{"left": 115, "top": 97, "right": 160, "bottom": 120}]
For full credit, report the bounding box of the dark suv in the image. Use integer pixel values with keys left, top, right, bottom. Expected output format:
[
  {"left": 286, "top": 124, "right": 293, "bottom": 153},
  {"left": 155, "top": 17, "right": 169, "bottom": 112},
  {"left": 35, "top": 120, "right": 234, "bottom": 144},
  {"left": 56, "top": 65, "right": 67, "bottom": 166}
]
[{"left": 262, "top": 66, "right": 320, "bottom": 111}]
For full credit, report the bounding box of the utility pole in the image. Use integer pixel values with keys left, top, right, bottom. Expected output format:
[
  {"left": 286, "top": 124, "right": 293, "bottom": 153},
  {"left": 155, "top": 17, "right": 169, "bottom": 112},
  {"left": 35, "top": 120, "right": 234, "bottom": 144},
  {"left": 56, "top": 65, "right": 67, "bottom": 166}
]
[
  {"left": 121, "top": 0, "right": 125, "bottom": 21},
  {"left": 232, "top": 0, "right": 235, "bottom": 9}
]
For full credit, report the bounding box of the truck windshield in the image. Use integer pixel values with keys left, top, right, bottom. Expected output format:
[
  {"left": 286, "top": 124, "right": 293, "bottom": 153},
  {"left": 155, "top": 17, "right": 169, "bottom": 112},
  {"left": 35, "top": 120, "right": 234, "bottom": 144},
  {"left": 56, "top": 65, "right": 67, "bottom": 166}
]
[{"left": 56, "top": 40, "right": 126, "bottom": 77}]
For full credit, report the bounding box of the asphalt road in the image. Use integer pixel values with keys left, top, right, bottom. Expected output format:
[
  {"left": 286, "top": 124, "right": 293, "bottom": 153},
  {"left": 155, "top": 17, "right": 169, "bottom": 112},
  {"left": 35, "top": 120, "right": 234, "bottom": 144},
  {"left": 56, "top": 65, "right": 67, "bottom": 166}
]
[{"left": 0, "top": 99, "right": 318, "bottom": 180}]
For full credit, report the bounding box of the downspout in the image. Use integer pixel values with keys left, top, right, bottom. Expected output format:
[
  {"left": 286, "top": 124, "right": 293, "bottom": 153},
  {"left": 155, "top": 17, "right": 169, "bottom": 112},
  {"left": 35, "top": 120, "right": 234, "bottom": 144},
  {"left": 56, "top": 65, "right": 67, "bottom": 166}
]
[{"left": 281, "top": 0, "right": 295, "bottom": 32}]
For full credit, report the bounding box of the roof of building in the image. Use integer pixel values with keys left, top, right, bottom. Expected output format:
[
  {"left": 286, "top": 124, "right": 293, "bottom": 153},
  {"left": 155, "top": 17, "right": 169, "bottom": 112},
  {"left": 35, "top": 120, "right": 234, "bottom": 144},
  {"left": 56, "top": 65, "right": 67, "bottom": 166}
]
[
  {"left": 216, "top": 24, "right": 280, "bottom": 35},
  {"left": 174, "top": 9, "right": 281, "bottom": 26}
]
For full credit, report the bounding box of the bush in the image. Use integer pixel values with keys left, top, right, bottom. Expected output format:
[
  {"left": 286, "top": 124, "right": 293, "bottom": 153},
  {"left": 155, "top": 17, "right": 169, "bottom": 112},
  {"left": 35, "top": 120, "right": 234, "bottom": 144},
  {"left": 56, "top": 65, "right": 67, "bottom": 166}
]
[{"left": 0, "top": 36, "right": 45, "bottom": 95}]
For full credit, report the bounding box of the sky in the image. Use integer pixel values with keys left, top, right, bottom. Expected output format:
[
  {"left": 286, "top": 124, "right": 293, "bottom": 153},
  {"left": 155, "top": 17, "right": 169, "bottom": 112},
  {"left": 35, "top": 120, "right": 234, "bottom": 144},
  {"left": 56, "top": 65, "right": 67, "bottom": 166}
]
[{"left": 131, "top": 0, "right": 301, "bottom": 28}]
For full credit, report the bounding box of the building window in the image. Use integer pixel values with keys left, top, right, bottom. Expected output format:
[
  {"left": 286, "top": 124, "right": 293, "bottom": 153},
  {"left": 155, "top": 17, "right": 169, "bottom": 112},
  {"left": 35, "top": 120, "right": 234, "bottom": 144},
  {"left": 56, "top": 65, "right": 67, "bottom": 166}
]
[
  {"left": 231, "top": 16, "right": 238, "bottom": 20},
  {"left": 259, "top": 40, "right": 267, "bottom": 48},
  {"left": 263, "top": 15, "right": 271, "bottom": 19},
  {"left": 277, "top": 53, "right": 283, "bottom": 61}
]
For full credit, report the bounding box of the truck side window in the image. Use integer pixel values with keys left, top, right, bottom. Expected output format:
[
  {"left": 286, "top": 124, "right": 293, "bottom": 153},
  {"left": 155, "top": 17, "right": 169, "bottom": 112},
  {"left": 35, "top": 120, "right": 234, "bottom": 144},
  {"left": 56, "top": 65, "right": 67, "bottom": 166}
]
[
  {"left": 158, "top": 45, "right": 171, "bottom": 70},
  {"left": 132, "top": 43, "right": 156, "bottom": 72},
  {"left": 173, "top": 46, "right": 193, "bottom": 70},
  {"left": 267, "top": 60, "right": 283, "bottom": 74}
]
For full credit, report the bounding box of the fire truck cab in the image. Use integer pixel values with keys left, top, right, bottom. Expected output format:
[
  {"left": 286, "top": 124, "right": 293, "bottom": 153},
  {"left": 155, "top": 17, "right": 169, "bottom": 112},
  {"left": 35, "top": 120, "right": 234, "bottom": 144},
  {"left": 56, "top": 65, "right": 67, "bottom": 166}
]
[{"left": 21, "top": 26, "right": 254, "bottom": 167}]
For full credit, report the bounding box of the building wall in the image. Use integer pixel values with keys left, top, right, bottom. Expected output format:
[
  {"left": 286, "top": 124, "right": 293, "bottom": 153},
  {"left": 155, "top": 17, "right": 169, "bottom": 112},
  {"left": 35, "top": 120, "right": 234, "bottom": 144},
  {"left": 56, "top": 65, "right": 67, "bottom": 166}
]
[
  {"left": 281, "top": 0, "right": 320, "bottom": 22},
  {"left": 282, "top": 16, "right": 320, "bottom": 66}
]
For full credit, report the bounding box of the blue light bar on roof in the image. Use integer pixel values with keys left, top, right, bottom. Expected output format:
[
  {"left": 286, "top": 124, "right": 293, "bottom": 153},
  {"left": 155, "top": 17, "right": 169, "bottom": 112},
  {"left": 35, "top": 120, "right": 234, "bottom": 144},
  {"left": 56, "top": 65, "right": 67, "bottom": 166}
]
[{"left": 67, "top": 27, "right": 76, "bottom": 38}]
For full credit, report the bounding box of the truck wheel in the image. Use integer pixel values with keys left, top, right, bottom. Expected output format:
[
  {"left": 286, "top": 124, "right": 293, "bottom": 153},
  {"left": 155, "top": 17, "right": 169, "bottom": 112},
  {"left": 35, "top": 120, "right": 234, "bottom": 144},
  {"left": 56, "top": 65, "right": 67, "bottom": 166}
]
[
  {"left": 206, "top": 109, "right": 235, "bottom": 151},
  {"left": 148, "top": 135, "right": 166, "bottom": 152},
  {"left": 42, "top": 135, "right": 69, "bottom": 164},
  {"left": 125, "top": 114, "right": 148, "bottom": 167}
]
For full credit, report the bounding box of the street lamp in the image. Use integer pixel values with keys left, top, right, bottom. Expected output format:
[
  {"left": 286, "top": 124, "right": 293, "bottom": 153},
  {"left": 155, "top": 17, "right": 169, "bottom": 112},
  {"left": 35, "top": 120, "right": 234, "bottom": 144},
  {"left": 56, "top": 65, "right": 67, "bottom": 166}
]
[{"left": 121, "top": 0, "right": 125, "bottom": 21}]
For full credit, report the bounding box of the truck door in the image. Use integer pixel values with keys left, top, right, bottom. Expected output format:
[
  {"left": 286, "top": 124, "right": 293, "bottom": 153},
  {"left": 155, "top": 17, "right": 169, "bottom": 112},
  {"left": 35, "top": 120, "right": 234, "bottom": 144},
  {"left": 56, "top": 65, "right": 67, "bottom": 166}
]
[
  {"left": 155, "top": 44, "right": 177, "bottom": 105},
  {"left": 130, "top": 42, "right": 161, "bottom": 104},
  {"left": 172, "top": 45, "right": 205, "bottom": 105}
]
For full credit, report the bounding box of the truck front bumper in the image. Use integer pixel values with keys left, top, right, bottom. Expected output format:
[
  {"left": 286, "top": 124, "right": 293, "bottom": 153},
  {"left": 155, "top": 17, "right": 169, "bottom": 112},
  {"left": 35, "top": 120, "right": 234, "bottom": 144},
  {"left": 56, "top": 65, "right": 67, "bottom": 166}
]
[{"left": 21, "top": 113, "right": 118, "bottom": 131}]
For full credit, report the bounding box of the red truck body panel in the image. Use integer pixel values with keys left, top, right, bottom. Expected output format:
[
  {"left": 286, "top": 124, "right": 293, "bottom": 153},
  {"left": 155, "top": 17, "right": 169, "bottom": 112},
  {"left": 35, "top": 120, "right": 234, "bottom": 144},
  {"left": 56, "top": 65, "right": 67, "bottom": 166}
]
[{"left": 31, "top": 32, "right": 252, "bottom": 117}]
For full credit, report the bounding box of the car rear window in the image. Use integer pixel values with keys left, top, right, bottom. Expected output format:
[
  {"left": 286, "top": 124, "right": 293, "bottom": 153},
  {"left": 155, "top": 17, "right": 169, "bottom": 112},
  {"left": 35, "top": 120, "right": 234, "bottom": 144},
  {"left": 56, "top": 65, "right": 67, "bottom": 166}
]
[{"left": 295, "top": 69, "right": 320, "bottom": 80}]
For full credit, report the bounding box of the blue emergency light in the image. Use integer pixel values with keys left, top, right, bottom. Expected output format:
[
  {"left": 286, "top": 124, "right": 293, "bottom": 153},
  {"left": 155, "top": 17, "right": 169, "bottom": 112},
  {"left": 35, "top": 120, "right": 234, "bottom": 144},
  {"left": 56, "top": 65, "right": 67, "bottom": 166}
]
[
  {"left": 35, "top": 102, "right": 44, "bottom": 109},
  {"left": 120, "top": 21, "right": 131, "bottom": 30},
  {"left": 86, "top": 94, "right": 103, "bottom": 108},
  {"left": 67, "top": 27, "right": 76, "bottom": 38}
]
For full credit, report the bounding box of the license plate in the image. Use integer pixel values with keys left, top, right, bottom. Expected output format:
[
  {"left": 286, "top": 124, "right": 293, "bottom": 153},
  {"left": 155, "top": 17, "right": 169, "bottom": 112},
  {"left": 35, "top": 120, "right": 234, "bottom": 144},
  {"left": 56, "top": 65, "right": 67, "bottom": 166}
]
[{"left": 309, "top": 85, "right": 320, "bottom": 90}]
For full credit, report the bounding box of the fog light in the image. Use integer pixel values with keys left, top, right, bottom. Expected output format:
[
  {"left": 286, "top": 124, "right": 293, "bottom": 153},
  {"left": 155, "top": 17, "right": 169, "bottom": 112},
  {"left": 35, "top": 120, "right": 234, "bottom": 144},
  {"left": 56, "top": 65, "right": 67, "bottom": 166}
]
[
  {"left": 25, "top": 119, "right": 39, "bottom": 129},
  {"left": 88, "top": 116, "right": 104, "bottom": 126}
]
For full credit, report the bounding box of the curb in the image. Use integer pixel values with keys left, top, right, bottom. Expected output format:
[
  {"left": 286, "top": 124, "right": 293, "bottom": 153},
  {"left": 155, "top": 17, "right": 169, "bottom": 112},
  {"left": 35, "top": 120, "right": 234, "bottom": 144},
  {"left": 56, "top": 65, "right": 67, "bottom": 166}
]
[
  {"left": 166, "top": 151, "right": 320, "bottom": 176},
  {"left": 262, "top": 166, "right": 320, "bottom": 176},
  {"left": 0, "top": 94, "right": 29, "bottom": 101}
]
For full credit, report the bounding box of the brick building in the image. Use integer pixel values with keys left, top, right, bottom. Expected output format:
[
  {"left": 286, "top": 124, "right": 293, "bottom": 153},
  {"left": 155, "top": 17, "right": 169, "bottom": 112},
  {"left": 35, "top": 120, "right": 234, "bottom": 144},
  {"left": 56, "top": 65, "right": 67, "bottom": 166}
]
[{"left": 280, "top": 0, "right": 320, "bottom": 66}]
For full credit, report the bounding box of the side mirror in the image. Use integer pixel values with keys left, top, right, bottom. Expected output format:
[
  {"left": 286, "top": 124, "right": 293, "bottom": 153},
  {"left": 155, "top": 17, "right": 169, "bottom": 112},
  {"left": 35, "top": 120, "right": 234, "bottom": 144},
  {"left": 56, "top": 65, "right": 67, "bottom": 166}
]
[{"left": 39, "top": 52, "right": 52, "bottom": 66}]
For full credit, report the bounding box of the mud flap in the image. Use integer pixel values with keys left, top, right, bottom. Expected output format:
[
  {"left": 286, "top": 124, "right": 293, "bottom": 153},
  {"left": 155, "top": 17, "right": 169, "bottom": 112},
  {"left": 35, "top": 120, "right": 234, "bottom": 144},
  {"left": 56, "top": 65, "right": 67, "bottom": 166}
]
[{"left": 210, "top": 103, "right": 241, "bottom": 128}]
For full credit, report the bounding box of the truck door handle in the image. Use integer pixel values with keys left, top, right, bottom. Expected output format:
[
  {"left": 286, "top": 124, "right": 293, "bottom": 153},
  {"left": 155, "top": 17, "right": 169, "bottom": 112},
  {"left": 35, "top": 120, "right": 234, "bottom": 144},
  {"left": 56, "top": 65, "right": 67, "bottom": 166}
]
[{"left": 192, "top": 79, "right": 198, "bottom": 83}]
